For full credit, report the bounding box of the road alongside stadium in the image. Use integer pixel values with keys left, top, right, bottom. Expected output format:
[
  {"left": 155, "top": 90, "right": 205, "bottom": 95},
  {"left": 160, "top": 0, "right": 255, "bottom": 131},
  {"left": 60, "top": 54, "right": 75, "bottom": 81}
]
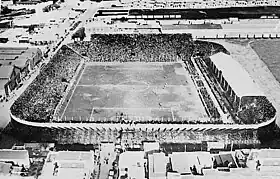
[{"left": 0, "top": 2, "right": 100, "bottom": 130}]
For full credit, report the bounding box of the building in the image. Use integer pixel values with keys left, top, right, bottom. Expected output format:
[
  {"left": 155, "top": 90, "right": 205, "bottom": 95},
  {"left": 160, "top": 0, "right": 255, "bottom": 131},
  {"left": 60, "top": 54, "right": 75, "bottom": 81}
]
[
  {"left": 207, "top": 52, "right": 276, "bottom": 124},
  {"left": 148, "top": 152, "right": 168, "bottom": 179},
  {"left": 0, "top": 65, "right": 21, "bottom": 98},
  {"left": 0, "top": 149, "right": 30, "bottom": 168},
  {"left": 247, "top": 149, "right": 280, "bottom": 171},
  {"left": 208, "top": 52, "right": 264, "bottom": 111},
  {"left": 0, "top": 20, "right": 13, "bottom": 28},
  {"left": 170, "top": 152, "right": 200, "bottom": 175},
  {"left": 0, "top": 47, "right": 42, "bottom": 73},
  {"left": 168, "top": 152, "right": 212, "bottom": 177},
  {"left": 213, "top": 152, "right": 238, "bottom": 168},
  {"left": 0, "top": 47, "right": 43, "bottom": 97},
  {"left": 53, "top": 151, "right": 95, "bottom": 179},
  {"left": 144, "top": 142, "right": 160, "bottom": 152},
  {"left": 119, "top": 151, "right": 145, "bottom": 179}
]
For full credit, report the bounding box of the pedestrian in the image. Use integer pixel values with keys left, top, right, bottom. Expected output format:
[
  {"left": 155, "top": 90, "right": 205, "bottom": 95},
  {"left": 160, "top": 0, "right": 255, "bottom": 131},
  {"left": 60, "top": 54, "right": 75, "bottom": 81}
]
[
  {"left": 9, "top": 165, "right": 13, "bottom": 176},
  {"left": 53, "top": 162, "right": 58, "bottom": 176},
  {"left": 256, "top": 160, "right": 261, "bottom": 171}
]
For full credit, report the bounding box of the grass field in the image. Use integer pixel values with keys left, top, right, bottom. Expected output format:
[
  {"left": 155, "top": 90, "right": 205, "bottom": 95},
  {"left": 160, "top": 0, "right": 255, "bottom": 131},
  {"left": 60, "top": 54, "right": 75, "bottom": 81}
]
[
  {"left": 250, "top": 40, "right": 280, "bottom": 83},
  {"left": 57, "top": 62, "right": 207, "bottom": 122}
]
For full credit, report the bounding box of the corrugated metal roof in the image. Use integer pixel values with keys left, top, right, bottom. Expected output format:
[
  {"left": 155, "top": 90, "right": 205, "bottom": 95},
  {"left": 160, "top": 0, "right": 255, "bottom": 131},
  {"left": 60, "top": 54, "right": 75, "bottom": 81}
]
[{"left": 210, "top": 52, "right": 264, "bottom": 97}]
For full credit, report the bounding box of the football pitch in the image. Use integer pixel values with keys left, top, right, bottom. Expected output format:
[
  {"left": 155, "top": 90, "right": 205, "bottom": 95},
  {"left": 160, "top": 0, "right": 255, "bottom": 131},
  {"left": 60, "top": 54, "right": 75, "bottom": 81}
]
[{"left": 57, "top": 62, "right": 207, "bottom": 122}]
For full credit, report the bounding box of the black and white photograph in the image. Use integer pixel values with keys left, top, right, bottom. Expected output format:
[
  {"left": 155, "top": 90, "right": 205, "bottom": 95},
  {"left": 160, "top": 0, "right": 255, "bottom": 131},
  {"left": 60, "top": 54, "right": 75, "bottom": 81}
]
[{"left": 1, "top": 0, "right": 280, "bottom": 178}]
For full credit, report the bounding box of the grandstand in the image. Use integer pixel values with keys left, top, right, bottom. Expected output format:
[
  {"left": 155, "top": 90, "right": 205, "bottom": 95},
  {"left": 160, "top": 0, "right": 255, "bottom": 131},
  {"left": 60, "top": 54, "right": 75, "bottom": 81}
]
[
  {"left": 205, "top": 52, "right": 276, "bottom": 124},
  {"left": 8, "top": 34, "right": 276, "bottom": 147}
]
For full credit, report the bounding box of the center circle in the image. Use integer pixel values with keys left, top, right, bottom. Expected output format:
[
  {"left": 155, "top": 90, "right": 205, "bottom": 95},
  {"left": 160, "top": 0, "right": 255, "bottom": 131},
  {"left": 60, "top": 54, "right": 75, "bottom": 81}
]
[{"left": 117, "top": 80, "right": 149, "bottom": 92}]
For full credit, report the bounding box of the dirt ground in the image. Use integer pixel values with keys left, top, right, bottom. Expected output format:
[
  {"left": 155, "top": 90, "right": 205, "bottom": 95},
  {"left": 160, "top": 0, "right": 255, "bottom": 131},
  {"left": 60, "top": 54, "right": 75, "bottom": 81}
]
[{"left": 59, "top": 62, "right": 207, "bottom": 122}]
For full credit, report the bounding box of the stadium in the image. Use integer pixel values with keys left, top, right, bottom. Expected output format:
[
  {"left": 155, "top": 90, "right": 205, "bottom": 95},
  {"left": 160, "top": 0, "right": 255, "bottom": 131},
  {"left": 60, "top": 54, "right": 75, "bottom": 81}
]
[{"left": 7, "top": 32, "right": 276, "bottom": 149}]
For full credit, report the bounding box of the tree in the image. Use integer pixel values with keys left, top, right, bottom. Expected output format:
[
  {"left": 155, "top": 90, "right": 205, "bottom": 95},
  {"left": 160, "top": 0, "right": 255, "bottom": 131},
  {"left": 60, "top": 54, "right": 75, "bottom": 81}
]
[
  {"left": 28, "top": 25, "right": 35, "bottom": 34},
  {"left": 72, "top": 27, "right": 86, "bottom": 41},
  {"left": 1, "top": 6, "right": 12, "bottom": 15}
]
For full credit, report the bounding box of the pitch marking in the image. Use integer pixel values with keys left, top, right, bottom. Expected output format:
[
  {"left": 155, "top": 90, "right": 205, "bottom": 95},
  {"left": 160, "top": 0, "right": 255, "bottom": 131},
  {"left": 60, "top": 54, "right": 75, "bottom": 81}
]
[{"left": 60, "top": 64, "right": 86, "bottom": 120}]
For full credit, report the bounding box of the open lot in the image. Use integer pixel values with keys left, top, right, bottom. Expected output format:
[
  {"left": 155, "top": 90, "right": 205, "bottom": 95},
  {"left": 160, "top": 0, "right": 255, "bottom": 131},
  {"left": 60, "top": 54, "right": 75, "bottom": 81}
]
[
  {"left": 250, "top": 40, "right": 280, "bottom": 83},
  {"left": 58, "top": 62, "right": 207, "bottom": 122}
]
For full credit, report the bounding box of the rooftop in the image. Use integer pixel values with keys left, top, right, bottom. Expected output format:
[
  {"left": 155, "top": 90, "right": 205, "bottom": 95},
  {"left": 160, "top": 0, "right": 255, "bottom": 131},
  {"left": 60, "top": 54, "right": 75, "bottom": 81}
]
[
  {"left": 40, "top": 151, "right": 95, "bottom": 179},
  {"left": 148, "top": 152, "right": 167, "bottom": 178},
  {"left": 0, "top": 149, "right": 29, "bottom": 160},
  {"left": 171, "top": 152, "right": 200, "bottom": 174},
  {"left": 210, "top": 52, "right": 264, "bottom": 97},
  {"left": 119, "top": 151, "right": 145, "bottom": 179},
  {"left": 0, "top": 47, "right": 38, "bottom": 68}
]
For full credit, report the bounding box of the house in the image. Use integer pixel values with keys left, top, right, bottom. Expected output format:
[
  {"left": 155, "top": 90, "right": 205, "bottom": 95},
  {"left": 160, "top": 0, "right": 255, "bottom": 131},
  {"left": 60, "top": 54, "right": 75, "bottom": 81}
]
[
  {"left": 0, "top": 65, "right": 21, "bottom": 97},
  {"left": 0, "top": 149, "right": 30, "bottom": 168},
  {"left": 51, "top": 151, "right": 95, "bottom": 179},
  {"left": 148, "top": 152, "right": 168, "bottom": 179},
  {"left": 0, "top": 47, "right": 42, "bottom": 97},
  {"left": 119, "top": 151, "right": 145, "bottom": 179}
]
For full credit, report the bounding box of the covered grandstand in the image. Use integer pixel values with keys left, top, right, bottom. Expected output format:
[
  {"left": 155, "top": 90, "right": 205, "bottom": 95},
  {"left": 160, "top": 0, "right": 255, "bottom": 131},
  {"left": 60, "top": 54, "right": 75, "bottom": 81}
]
[{"left": 207, "top": 52, "right": 276, "bottom": 124}]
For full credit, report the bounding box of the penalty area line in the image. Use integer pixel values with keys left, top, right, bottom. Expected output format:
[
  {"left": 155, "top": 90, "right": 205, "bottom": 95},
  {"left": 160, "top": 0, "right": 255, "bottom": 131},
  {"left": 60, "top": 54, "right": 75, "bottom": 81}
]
[
  {"left": 171, "top": 108, "right": 175, "bottom": 121},
  {"left": 60, "top": 64, "right": 86, "bottom": 120},
  {"left": 89, "top": 107, "right": 95, "bottom": 121}
]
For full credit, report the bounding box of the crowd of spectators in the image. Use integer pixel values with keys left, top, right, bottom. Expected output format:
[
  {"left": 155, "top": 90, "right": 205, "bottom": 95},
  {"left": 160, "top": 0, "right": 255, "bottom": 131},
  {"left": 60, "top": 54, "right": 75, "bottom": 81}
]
[
  {"left": 199, "top": 87, "right": 221, "bottom": 119},
  {"left": 120, "top": 128, "right": 257, "bottom": 147},
  {"left": 185, "top": 58, "right": 221, "bottom": 120},
  {"left": 11, "top": 45, "right": 82, "bottom": 122},
  {"left": 193, "top": 41, "right": 276, "bottom": 124},
  {"left": 69, "top": 34, "right": 194, "bottom": 62},
  {"left": 10, "top": 33, "right": 275, "bottom": 126},
  {"left": 193, "top": 58, "right": 221, "bottom": 119},
  {"left": 237, "top": 96, "right": 276, "bottom": 124},
  {"left": 193, "top": 40, "right": 229, "bottom": 58}
]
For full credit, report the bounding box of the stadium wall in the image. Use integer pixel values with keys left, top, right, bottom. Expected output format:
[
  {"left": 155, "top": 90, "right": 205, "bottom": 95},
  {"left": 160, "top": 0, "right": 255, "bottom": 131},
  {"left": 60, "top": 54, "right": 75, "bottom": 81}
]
[{"left": 9, "top": 112, "right": 276, "bottom": 144}]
